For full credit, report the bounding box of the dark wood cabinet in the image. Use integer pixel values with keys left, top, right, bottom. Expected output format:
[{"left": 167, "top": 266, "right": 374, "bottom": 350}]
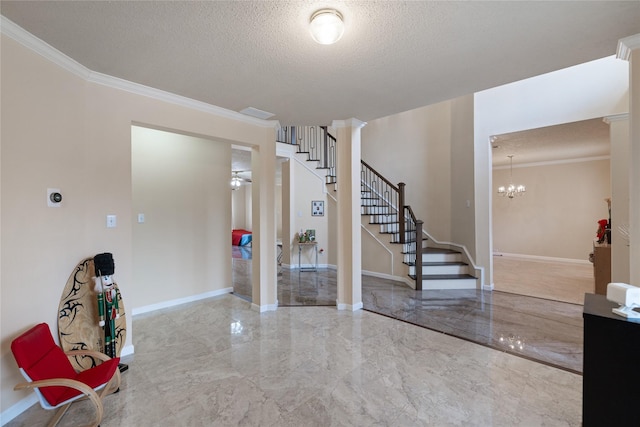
[
  {"left": 593, "top": 245, "right": 611, "bottom": 295},
  {"left": 583, "top": 293, "right": 640, "bottom": 426}
]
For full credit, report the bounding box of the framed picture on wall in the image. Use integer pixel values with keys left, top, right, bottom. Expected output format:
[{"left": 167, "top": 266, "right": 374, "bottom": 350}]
[
  {"left": 306, "top": 229, "right": 316, "bottom": 241},
  {"left": 312, "top": 200, "right": 324, "bottom": 216}
]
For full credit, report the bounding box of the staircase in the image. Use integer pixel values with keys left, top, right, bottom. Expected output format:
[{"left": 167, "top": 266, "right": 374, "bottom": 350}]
[
  {"left": 360, "top": 162, "right": 476, "bottom": 290},
  {"left": 278, "top": 125, "right": 477, "bottom": 290},
  {"left": 411, "top": 248, "right": 476, "bottom": 290}
]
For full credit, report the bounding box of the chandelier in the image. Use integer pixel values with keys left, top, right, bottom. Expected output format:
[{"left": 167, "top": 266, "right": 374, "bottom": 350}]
[{"left": 497, "top": 155, "right": 525, "bottom": 199}]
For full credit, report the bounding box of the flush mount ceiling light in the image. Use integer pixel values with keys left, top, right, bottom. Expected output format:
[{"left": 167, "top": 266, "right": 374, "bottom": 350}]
[{"left": 309, "top": 9, "right": 344, "bottom": 45}]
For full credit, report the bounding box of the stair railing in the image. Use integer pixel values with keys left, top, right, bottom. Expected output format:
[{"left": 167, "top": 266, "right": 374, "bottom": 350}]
[
  {"left": 361, "top": 161, "right": 401, "bottom": 238},
  {"left": 323, "top": 127, "right": 337, "bottom": 183},
  {"left": 276, "top": 126, "right": 292, "bottom": 144},
  {"left": 277, "top": 126, "right": 337, "bottom": 183},
  {"left": 361, "top": 161, "right": 423, "bottom": 289},
  {"left": 404, "top": 205, "right": 423, "bottom": 290}
]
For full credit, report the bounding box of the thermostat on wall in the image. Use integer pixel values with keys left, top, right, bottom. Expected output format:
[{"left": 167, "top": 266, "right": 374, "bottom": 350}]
[{"left": 47, "top": 188, "right": 62, "bottom": 207}]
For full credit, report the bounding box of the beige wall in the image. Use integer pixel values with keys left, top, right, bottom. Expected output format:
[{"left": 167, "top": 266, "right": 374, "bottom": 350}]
[
  {"left": 327, "top": 194, "right": 338, "bottom": 267},
  {"left": 281, "top": 159, "right": 292, "bottom": 264},
  {"left": 492, "top": 159, "right": 610, "bottom": 260},
  {"left": 450, "top": 95, "right": 477, "bottom": 258},
  {"left": 232, "top": 184, "right": 251, "bottom": 230},
  {"left": 630, "top": 48, "right": 640, "bottom": 285},
  {"left": 362, "top": 101, "right": 454, "bottom": 243},
  {"left": 275, "top": 162, "right": 282, "bottom": 240},
  {"left": 1, "top": 34, "right": 273, "bottom": 414},
  {"left": 608, "top": 116, "right": 630, "bottom": 283},
  {"left": 132, "top": 126, "right": 232, "bottom": 308},
  {"left": 2, "top": 35, "right": 93, "bottom": 414},
  {"left": 289, "top": 158, "right": 329, "bottom": 268}
]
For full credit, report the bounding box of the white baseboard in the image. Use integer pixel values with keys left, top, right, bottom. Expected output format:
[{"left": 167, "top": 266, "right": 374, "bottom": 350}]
[
  {"left": 131, "top": 287, "right": 233, "bottom": 316},
  {"left": 494, "top": 252, "right": 591, "bottom": 265},
  {"left": 483, "top": 282, "right": 495, "bottom": 291},
  {"left": 289, "top": 264, "right": 332, "bottom": 270},
  {"left": 336, "top": 301, "right": 363, "bottom": 311},
  {"left": 121, "top": 344, "right": 135, "bottom": 358},
  {"left": 251, "top": 302, "right": 278, "bottom": 312},
  {"left": 1, "top": 394, "right": 38, "bottom": 426},
  {"left": 282, "top": 263, "right": 336, "bottom": 270}
]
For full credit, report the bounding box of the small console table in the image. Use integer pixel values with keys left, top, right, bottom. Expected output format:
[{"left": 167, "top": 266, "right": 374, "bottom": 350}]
[{"left": 297, "top": 241, "right": 318, "bottom": 272}]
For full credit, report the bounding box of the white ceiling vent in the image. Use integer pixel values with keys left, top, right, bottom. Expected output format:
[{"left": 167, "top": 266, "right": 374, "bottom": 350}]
[{"left": 239, "top": 107, "right": 275, "bottom": 120}]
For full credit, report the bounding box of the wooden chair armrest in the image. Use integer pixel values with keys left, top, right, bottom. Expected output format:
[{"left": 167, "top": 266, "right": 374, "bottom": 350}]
[
  {"left": 15, "top": 378, "right": 97, "bottom": 398},
  {"left": 15, "top": 378, "right": 104, "bottom": 425},
  {"left": 65, "top": 349, "right": 113, "bottom": 363}
]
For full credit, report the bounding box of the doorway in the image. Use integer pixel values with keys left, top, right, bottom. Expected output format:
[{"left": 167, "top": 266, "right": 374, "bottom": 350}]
[
  {"left": 131, "top": 126, "right": 233, "bottom": 306},
  {"left": 491, "top": 118, "right": 609, "bottom": 304}
]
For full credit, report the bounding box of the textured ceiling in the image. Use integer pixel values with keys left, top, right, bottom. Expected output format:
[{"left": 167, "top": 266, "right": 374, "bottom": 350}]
[
  {"left": 231, "top": 149, "right": 252, "bottom": 175},
  {"left": 492, "top": 118, "right": 611, "bottom": 167},
  {"left": 2, "top": 1, "right": 639, "bottom": 126}
]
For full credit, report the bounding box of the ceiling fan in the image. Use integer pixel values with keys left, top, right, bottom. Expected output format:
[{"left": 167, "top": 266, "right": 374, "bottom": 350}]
[{"left": 230, "top": 170, "right": 251, "bottom": 190}]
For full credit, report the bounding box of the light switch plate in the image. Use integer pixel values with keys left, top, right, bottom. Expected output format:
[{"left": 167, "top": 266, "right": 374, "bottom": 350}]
[{"left": 106, "top": 215, "right": 117, "bottom": 228}]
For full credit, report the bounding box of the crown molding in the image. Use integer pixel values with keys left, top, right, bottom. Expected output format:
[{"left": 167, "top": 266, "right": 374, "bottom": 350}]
[
  {"left": 87, "top": 71, "right": 278, "bottom": 128},
  {"left": 493, "top": 155, "right": 610, "bottom": 170},
  {"left": 1, "top": 15, "right": 90, "bottom": 79},
  {"left": 617, "top": 33, "right": 640, "bottom": 61},
  {"left": 1, "top": 16, "right": 277, "bottom": 129},
  {"left": 603, "top": 113, "right": 629, "bottom": 124}
]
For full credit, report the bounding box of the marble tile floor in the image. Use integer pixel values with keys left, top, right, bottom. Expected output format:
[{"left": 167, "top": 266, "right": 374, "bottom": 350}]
[
  {"left": 233, "top": 257, "right": 337, "bottom": 307},
  {"left": 6, "top": 294, "right": 582, "bottom": 426},
  {"left": 362, "top": 278, "right": 584, "bottom": 374},
  {"left": 233, "top": 254, "right": 584, "bottom": 374}
]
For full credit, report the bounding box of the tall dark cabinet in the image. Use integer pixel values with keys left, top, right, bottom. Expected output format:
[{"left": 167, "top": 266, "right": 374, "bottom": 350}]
[
  {"left": 592, "top": 244, "right": 611, "bottom": 295},
  {"left": 583, "top": 293, "right": 640, "bottom": 426}
]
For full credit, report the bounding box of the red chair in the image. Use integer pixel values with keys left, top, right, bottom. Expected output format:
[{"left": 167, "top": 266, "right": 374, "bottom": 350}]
[{"left": 11, "top": 323, "right": 121, "bottom": 427}]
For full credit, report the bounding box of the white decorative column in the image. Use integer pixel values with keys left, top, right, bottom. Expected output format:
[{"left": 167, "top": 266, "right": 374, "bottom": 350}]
[
  {"left": 332, "top": 118, "right": 366, "bottom": 311},
  {"left": 251, "top": 134, "right": 278, "bottom": 312},
  {"left": 281, "top": 158, "right": 293, "bottom": 269},
  {"left": 618, "top": 34, "right": 640, "bottom": 285},
  {"left": 604, "top": 114, "right": 630, "bottom": 283}
]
